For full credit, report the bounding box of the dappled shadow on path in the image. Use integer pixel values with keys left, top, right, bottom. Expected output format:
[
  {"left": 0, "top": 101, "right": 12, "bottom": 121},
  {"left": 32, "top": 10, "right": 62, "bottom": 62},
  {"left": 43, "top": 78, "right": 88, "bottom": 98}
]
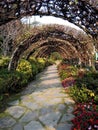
[{"left": 21, "top": 65, "right": 62, "bottom": 95}]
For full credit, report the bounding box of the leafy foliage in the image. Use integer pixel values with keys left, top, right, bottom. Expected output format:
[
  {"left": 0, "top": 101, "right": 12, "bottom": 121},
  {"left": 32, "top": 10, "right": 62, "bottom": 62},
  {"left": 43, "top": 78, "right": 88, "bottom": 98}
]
[
  {"left": 0, "top": 56, "right": 10, "bottom": 69},
  {"left": 58, "top": 63, "right": 78, "bottom": 80},
  {"left": 45, "top": 58, "right": 55, "bottom": 66},
  {"left": 50, "top": 52, "right": 62, "bottom": 61},
  {"left": 76, "top": 72, "right": 98, "bottom": 93},
  {"left": 17, "top": 59, "right": 32, "bottom": 79},
  {"left": 58, "top": 61, "right": 98, "bottom": 129},
  {"left": 0, "top": 69, "right": 26, "bottom": 93},
  {"left": 62, "top": 77, "right": 75, "bottom": 88},
  {"left": 37, "top": 58, "right": 46, "bottom": 72},
  {"left": 70, "top": 86, "right": 95, "bottom": 103},
  {"left": 72, "top": 103, "right": 98, "bottom": 130},
  {"left": 28, "top": 57, "right": 39, "bottom": 77}
]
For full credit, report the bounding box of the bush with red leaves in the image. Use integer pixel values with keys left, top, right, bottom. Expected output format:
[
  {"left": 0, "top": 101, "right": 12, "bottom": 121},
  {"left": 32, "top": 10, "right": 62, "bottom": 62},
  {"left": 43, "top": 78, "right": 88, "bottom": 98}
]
[
  {"left": 62, "top": 77, "right": 76, "bottom": 88},
  {"left": 71, "top": 102, "right": 98, "bottom": 130}
]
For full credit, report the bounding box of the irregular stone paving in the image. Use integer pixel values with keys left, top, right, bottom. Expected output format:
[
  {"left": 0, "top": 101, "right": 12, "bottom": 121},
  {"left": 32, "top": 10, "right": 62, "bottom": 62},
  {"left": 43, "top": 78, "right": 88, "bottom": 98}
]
[{"left": 0, "top": 65, "right": 75, "bottom": 130}]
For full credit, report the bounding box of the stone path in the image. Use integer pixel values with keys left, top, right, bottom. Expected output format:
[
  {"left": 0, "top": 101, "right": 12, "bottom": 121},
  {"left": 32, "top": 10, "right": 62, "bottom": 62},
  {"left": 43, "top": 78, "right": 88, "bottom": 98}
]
[{"left": 0, "top": 65, "right": 75, "bottom": 130}]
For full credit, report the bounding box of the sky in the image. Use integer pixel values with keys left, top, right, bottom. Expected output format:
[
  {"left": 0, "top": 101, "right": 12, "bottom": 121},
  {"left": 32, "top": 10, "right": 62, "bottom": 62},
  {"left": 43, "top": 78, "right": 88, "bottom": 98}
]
[{"left": 21, "top": 15, "right": 82, "bottom": 31}]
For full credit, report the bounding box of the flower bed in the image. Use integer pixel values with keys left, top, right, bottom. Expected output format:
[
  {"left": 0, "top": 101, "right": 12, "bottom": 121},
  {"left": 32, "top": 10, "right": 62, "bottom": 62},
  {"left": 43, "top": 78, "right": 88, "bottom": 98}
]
[
  {"left": 72, "top": 102, "right": 98, "bottom": 130},
  {"left": 58, "top": 63, "right": 78, "bottom": 80},
  {"left": 62, "top": 77, "right": 76, "bottom": 88},
  {"left": 58, "top": 62, "right": 98, "bottom": 130}
]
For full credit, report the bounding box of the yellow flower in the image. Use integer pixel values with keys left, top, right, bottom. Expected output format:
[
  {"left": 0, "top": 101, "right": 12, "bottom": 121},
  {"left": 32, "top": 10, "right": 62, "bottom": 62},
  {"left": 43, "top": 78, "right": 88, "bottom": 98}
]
[{"left": 90, "top": 93, "right": 94, "bottom": 97}]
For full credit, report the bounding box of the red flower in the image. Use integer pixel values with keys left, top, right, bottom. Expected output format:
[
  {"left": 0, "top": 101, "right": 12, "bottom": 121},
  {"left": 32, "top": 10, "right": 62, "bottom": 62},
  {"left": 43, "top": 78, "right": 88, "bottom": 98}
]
[
  {"left": 72, "top": 102, "right": 98, "bottom": 130},
  {"left": 94, "top": 120, "right": 98, "bottom": 125},
  {"left": 62, "top": 77, "right": 75, "bottom": 88}
]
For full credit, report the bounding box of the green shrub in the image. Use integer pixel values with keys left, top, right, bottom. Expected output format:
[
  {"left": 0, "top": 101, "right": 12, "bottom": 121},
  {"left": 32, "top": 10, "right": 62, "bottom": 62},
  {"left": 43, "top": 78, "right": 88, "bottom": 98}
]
[
  {"left": 29, "top": 57, "right": 55, "bottom": 75},
  {"left": 59, "top": 70, "right": 69, "bottom": 80},
  {"left": 94, "top": 95, "right": 98, "bottom": 104},
  {"left": 17, "top": 59, "right": 32, "bottom": 79},
  {"left": 58, "top": 65, "right": 78, "bottom": 80},
  {"left": 28, "top": 57, "right": 37, "bottom": 64},
  {"left": 28, "top": 57, "right": 39, "bottom": 76},
  {"left": 50, "top": 52, "right": 62, "bottom": 61},
  {"left": 68, "top": 66, "right": 78, "bottom": 76},
  {"left": 69, "top": 85, "right": 95, "bottom": 103},
  {"left": 0, "top": 56, "right": 10, "bottom": 69},
  {"left": 31, "top": 64, "right": 38, "bottom": 76},
  {"left": 45, "top": 59, "right": 55, "bottom": 66},
  {"left": 37, "top": 58, "right": 46, "bottom": 72},
  {"left": 29, "top": 57, "right": 46, "bottom": 73},
  {"left": 0, "top": 67, "right": 31, "bottom": 94},
  {"left": 76, "top": 72, "right": 98, "bottom": 93},
  {"left": 0, "top": 69, "right": 12, "bottom": 93}
]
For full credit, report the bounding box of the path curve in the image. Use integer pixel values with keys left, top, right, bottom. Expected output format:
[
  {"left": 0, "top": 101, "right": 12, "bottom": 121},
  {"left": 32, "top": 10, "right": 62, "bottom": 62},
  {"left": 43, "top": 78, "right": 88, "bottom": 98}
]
[{"left": 0, "top": 65, "right": 75, "bottom": 130}]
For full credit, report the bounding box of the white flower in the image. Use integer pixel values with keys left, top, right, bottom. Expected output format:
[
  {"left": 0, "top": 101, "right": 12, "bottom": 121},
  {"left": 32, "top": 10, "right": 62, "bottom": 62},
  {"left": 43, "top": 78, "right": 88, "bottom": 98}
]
[{"left": 88, "top": 126, "right": 92, "bottom": 130}]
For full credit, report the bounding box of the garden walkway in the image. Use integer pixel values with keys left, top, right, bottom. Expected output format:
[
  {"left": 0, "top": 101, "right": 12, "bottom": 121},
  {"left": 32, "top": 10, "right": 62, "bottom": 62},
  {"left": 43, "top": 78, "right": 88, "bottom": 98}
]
[{"left": 0, "top": 65, "right": 75, "bottom": 130}]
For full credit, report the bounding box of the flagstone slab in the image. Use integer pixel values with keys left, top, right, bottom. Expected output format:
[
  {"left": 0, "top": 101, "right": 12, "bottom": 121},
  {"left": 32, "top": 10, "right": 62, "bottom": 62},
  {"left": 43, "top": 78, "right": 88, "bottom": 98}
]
[
  {"left": 47, "top": 98, "right": 63, "bottom": 105},
  {"left": 45, "top": 126, "right": 56, "bottom": 130},
  {"left": 22, "top": 101, "right": 40, "bottom": 110},
  {"left": 19, "top": 110, "right": 38, "bottom": 123},
  {"left": 0, "top": 117, "right": 16, "bottom": 128},
  {"left": 60, "top": 113, "right": 75, "bottom": 123},
  {"left": 8, "top": 100, "right": 20, "bottom": 106},
  {"left": 67, "top": 106, "right": 74, "bottom": 113},
  {"left": 0, "top": 128, "right": 12, "bottom": 130},
  {"left": 20, "top": 95, "right": 33, "bottom": 102},
  {"left": 39, "top": 112, "right": 61, "bottom": 127},
  {"left": 56, "top": 104, "right": 66, "bottom": 112},
  {"left": 39, "top": 107, "right": 54, "bottom": 115},
  {"left": 6, "top": 106, "right": 26, "bottom": 119},
  {"left": 12, "top": 123, "right": 23, "bottom": 130},
  {"left": 56, "top": 123, "right": 73, "bottom": 130},
  {"left": 24, "top": 121, "right": 45, "bottom": 130},
  {"left": 64, "top": 98, "right": 75, "bottom": 105}
]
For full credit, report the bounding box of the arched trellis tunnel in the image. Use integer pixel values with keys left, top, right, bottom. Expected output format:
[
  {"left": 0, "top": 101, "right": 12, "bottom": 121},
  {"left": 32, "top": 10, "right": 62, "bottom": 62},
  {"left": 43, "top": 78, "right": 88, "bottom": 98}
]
[
  {"left": 25, "top": 39, "right": 79, "bottom": 59},
  {"left": 34, "top": 44, "right": 76, "bottom": 58},
  {"left": 8, "top": 25, "right": 94, "bottom": 70},
  {"left": 25, "top": 38, "right": 93, "bottom": 66},
  {"left": 0, "top": 0, "right": 97, "bottom": 70},
  {"left": 25, "top": 38, "right": 88, "bottom": 63},
  {"left": 0, "top": 0, "right": 98, "bottom": 37}
]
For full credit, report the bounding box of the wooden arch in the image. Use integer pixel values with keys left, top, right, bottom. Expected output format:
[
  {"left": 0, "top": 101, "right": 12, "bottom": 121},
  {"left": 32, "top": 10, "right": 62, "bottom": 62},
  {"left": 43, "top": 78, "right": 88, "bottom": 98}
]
[
  {"left": 25, "top": 39, "right": 80, "bottom": 60},
  {"left": 35, "top": 46, "right": 70, "bottom": 59},
  {"left": 0, "top": 0, "right": 98, "bottom": 37},
  {"left": 8, "top": 25, "right": 93, "bottom": 70},
  {"left": 33, "top": 41, "right": 91, "bottom": 65}
]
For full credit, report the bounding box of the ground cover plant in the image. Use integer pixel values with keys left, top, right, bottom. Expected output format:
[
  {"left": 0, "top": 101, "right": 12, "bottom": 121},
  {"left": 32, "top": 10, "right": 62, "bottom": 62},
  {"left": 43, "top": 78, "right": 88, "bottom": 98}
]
[
  {"left": 71, "top": 102, "right": 98, "bottom": 130},
  {"left": 58, "top": 61, "right": 98, "bottom": 130},
  {"left": 69, "top": 72, "right": 98, "bottom": 130},
  {"left": 0, "top": 56, "right": 10, "bottom": 69},
  {"left": 58, "top": 63, "right": 78, "bottom": 80}
]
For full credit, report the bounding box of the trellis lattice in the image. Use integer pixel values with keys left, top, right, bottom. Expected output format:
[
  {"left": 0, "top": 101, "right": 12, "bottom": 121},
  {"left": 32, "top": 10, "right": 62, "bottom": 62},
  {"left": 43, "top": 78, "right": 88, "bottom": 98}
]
[{"left": 0, "top": 0, "right": 98, "bottom": 37}]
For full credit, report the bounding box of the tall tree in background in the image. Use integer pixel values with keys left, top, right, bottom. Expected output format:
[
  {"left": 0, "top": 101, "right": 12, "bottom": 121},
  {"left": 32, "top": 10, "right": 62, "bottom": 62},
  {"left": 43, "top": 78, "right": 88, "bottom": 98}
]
[{"left": 0, "top": 20, "right": 22, "bottom": 56}]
